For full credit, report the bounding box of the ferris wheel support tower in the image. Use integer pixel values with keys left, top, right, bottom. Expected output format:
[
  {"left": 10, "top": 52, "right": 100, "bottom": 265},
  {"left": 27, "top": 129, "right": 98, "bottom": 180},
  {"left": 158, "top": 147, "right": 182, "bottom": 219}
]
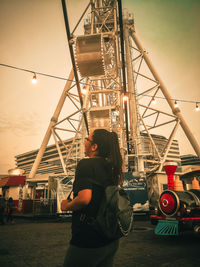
[
  {"left": 29, "top": 0, "right": 200, "bottom": 179},
  {"left": 130, "top": 27, "right": 200, "bottom": 159}
]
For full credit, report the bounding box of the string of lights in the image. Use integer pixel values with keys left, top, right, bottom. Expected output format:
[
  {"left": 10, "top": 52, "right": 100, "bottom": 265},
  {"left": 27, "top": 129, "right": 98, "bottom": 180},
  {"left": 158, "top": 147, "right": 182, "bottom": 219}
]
[{"left": 0, "top": 63, "right": 199, "bottom": 111}]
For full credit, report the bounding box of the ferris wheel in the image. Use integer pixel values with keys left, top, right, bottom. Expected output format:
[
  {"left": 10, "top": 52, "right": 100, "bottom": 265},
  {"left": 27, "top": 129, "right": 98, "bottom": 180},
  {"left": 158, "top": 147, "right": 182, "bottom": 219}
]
[{"left": 29, "top": 0, "right": 200, "bottom": 195}]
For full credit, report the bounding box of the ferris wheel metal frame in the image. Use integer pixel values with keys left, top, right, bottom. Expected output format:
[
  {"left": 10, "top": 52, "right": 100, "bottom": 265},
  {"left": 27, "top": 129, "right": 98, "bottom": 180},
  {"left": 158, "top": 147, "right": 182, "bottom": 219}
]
[{"left": 29, "top": 0, "right": 200, "bottom": 189}]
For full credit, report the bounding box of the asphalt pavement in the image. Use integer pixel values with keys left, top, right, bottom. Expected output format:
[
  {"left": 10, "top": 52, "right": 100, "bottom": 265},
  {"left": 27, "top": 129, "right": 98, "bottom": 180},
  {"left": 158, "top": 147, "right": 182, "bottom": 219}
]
[{"left": 0, "top": 216, "right": 200, "bottom": 267}]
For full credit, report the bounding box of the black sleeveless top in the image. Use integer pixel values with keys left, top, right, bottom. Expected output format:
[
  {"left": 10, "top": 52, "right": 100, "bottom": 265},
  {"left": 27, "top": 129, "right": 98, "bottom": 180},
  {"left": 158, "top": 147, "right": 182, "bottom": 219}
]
[{"left": 70, "top": 157, "right": 114, "bottom": 248}]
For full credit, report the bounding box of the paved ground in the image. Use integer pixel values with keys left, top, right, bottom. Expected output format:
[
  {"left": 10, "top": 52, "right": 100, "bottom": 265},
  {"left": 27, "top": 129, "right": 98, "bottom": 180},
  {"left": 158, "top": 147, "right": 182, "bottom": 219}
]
[{"left": 0, "top": 217, "right": 200, "bottom": 267}]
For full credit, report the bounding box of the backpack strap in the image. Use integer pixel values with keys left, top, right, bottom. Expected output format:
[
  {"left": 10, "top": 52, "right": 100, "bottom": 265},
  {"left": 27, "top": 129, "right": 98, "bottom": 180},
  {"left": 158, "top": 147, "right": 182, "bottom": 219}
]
[{"left": 66, "top": 190, "right": 73, "bottom": 200}]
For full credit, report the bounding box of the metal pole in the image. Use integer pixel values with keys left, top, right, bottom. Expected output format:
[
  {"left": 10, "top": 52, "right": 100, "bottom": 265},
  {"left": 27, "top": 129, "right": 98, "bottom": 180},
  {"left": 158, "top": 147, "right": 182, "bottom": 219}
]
[
  {"left": 61, "top": 0, "right": 89, "bottom": 134},
  {"left": 117, "top": 0, "right": 130, "bottom": 153},
  {"left": 51, "top": 129, "right": 67, "bottom": 175},
  {"left": 130, "top": 28, "right": 200, "bottom": 158},
  {"left": 71, "top": 2, "right": 91, "bottom": 35},
  {"left": 124, "top": 22, "right": 144, "bottom": 173},
  {"left": 29, "top": 70, "right": 74, "bottom": 178}
]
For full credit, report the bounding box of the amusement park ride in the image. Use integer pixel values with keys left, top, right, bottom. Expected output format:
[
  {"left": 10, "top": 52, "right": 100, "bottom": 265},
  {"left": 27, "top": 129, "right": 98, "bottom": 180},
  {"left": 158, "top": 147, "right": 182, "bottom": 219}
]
[{"left": 28, "top": 0, "right": 200, "bottom": 234}]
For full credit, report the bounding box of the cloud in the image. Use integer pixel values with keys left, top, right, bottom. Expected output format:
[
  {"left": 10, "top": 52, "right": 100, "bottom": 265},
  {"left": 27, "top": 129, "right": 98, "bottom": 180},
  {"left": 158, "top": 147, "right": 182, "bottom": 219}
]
[{"left": 0, "top": 112, "right": 42, "bottom": 136}]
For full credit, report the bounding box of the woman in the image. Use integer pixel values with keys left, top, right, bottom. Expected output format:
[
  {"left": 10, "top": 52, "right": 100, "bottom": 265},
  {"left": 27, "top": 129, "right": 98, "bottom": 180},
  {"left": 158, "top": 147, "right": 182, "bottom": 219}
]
[
  {"left": 7, "top": 197, "right": 16, "bottom": 224},
  {"left": 61, "top": 129, "right": 123, "bottom": 267}
]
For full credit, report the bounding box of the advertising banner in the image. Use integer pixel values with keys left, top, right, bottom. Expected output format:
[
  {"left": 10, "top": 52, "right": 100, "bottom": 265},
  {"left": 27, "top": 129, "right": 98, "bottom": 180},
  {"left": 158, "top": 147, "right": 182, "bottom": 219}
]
[{"left": 124, "top": 172, "right": 149, "bottom": 212}]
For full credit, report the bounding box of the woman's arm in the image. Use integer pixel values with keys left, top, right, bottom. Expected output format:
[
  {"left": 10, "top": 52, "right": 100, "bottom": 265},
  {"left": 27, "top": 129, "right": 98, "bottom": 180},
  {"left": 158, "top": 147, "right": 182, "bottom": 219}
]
[{"left": 61, "top": 189, "right": 92, "bottom": 211}]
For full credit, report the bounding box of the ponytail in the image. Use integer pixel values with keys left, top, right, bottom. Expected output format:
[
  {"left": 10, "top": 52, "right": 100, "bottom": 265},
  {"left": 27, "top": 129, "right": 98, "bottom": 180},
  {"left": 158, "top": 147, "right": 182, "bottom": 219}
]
[
  {"left": 108, "top": 132, "right": 123, "bottom": 185},
  {"left": 92, "top": 129, "right": 123, "bottom": 185}
]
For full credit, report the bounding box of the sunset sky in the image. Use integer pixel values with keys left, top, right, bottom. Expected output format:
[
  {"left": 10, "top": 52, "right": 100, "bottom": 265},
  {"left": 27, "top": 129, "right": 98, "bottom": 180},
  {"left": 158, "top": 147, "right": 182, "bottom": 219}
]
[{"left": 0, "top": 0, "right": 200, "bottom": 174}]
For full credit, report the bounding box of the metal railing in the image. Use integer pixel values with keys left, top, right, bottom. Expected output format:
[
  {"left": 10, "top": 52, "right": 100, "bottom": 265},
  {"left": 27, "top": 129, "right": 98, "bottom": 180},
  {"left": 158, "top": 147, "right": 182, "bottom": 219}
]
[{"left": 33, "top": 198, "right": 57, "bottom": 215}]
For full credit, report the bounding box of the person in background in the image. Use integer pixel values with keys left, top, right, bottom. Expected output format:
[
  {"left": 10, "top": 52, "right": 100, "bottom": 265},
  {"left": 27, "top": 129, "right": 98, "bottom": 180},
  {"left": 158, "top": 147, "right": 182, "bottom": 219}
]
[
  {"left": 61, "top": 129, "right": 123, "bottom": 267},
  {"left": 7, "top": 197, "right": 16, "bottom": 224},
  {"left": 0, "top": 195, "right": 6, "bottom": 225}
]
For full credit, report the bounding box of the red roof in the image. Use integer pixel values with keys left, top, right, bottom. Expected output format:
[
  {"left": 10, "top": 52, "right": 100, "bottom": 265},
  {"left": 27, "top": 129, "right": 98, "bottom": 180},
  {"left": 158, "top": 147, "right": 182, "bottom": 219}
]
[{"left": 0, "top": 176, "right": 26, "bottom": 187}]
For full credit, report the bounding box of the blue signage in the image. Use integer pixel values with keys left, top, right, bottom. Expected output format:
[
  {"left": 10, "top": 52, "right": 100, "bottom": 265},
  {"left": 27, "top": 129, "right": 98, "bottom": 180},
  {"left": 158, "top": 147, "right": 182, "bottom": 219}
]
[{"left": 123, "top": 172, "right": 149, "bottom": 212}]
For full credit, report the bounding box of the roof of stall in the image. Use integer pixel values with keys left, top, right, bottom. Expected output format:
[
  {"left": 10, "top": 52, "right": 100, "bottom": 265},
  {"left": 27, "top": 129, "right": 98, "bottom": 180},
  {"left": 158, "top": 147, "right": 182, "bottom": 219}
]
[{"left": 0, "top": 176, "right": 26, "bottom": 187}]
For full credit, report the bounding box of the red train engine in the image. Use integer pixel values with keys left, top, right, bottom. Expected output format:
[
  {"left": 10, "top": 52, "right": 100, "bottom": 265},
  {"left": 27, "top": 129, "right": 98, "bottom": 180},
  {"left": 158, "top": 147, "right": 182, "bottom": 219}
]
[{"left": 150, "top": 161, "right": 200, "bottom": 236}]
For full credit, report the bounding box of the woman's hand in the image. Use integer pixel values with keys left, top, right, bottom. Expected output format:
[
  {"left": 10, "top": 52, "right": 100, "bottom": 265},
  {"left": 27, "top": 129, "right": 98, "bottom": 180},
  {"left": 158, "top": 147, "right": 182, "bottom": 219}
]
[
  {"left": 61, "top": 199, "right": 71, "bottom": 211},
  {"left": 61, "top": 189, "right": 92, "bottom": 212}
]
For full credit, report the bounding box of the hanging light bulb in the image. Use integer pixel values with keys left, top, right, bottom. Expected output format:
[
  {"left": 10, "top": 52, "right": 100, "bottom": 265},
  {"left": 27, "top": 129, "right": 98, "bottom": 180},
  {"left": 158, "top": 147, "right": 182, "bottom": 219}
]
[
  {"left": 152, "top": 97, "right": 156, "bottom": 104},
  {"left": 81, "top": 87, "right": 87, "bottom": 95},
  {"left": 123, "top": 93, "right": 128, "bottom": 102},
  {"left": 174, "top": 100, "right": 178, "bottom": 107},
  {"left": 32, "top": 73, "right": 37, "bottom": 84},
  {"left": 196, "top": 103, "right": 200, "bottom": 111}
]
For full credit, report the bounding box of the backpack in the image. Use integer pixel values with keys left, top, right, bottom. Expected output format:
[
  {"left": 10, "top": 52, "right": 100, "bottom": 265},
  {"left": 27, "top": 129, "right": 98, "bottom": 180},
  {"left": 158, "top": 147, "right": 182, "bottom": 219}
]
[{"left": 90, "top": 183, "right": 134, "bottom": 240}]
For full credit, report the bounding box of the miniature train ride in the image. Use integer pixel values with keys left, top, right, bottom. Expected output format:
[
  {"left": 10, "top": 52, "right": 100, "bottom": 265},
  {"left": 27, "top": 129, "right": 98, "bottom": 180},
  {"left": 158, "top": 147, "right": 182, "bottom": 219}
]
[{"left": 150, "top": 161, "right": 200, "bottom": 236}]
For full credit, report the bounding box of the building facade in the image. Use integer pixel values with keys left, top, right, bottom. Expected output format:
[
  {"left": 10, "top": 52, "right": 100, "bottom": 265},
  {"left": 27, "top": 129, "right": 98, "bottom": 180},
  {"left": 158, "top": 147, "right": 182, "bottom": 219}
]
[{"left": 15, "top": 134, "right": 181, "bottom": 177}]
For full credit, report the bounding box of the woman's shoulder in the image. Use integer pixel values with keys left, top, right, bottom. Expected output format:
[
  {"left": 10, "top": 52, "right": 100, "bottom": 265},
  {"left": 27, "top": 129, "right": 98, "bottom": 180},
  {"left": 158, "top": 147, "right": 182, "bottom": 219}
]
[
  {"left": 77, "top": 158, "right": 109, "bottom": 178},
  {"left": 76, "top": 158, "right": 96, "bottom": 175},
  {"left": 78, "top": 157, "right": 106, "bottom": 166},
  {"left": 77, "top": 158, "right": 93, "bottom": 167}
]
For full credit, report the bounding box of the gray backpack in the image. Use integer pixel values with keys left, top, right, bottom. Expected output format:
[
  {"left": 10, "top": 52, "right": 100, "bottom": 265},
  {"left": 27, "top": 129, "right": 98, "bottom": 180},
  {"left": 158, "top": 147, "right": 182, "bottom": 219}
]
[{"left": 91, "top": 183, "right": 134, "bottom": 240}]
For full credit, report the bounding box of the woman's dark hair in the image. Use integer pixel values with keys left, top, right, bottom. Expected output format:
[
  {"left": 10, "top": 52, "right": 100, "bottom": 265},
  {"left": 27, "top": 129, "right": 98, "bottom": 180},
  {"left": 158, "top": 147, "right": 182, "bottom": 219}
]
[
  {"left": 92, "top": 129, "right": 123, "bottom": 185},
  {"left": 8, "top": 197, "right": 13, "bottom": 202}
]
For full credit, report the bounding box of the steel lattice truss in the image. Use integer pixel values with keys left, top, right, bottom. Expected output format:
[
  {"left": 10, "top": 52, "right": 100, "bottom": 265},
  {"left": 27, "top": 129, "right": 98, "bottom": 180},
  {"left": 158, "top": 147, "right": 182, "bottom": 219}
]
[{"left": 29, "top": 0, "right": 200, "bottom": 180}]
